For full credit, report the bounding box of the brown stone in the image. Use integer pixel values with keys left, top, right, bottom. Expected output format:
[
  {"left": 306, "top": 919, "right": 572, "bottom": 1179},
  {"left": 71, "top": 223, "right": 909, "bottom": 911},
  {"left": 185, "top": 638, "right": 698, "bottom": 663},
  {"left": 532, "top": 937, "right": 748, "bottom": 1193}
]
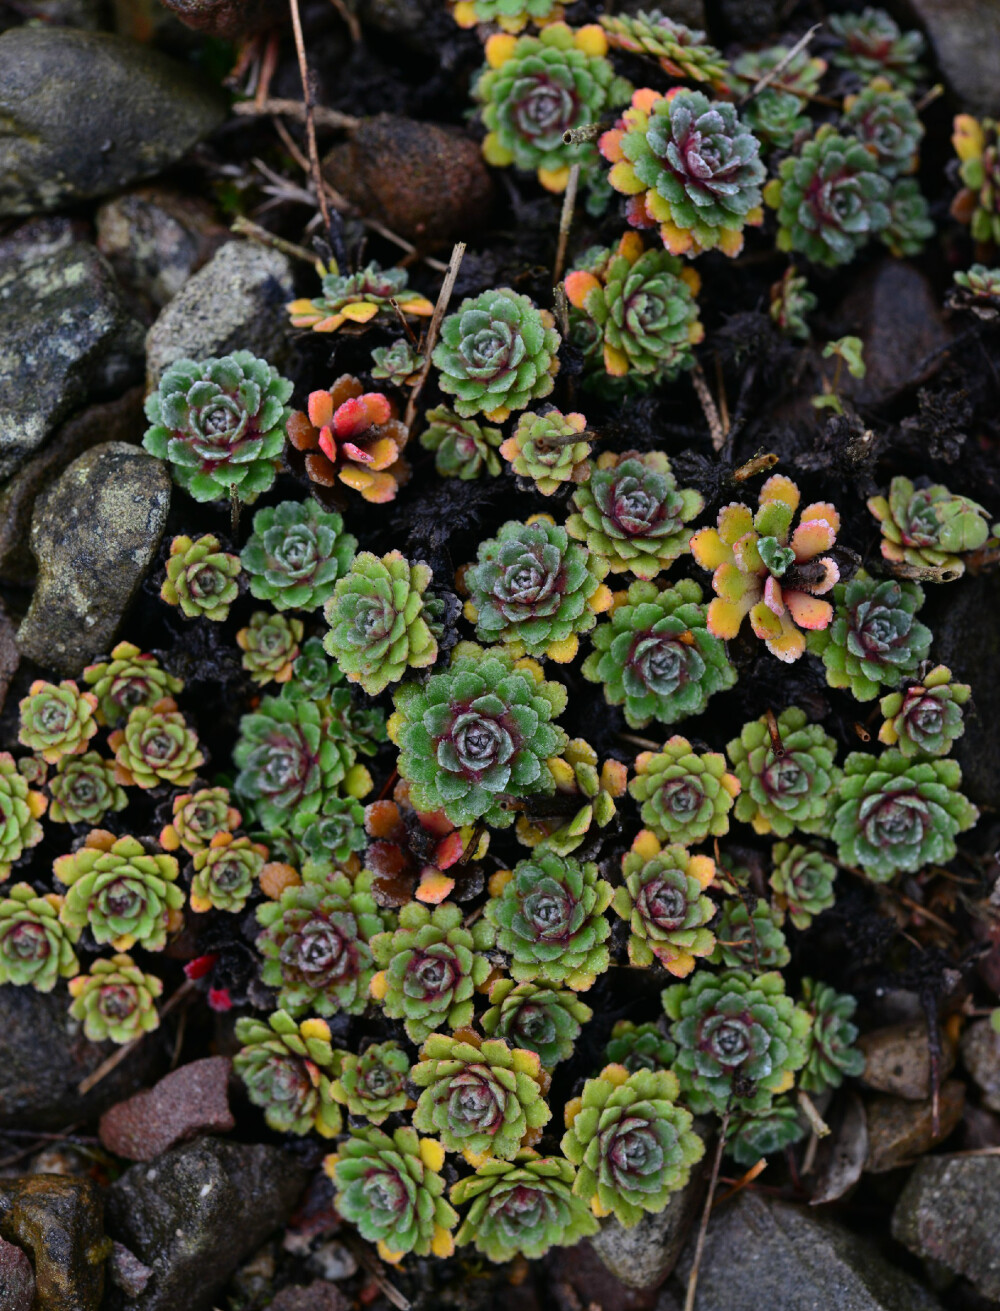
[
  {"left": 0, "top": 1236, "right": 34, "bottom": 1311},
  {"left": 858, "top": 1021, "right": 956, "bottom": 1100},
  {"left": 156, "top": 0, "right": 286, "bottom": 38},
  {"left": 0, "top": 1175, "right": 109, "bottom": 1311},
  {"left": 864, "top": 1080, "right": 965, "bottom": 1173},
  {"left": 99, "top": 1056, "right": 234, "bottom": 1161},
  {"left": 323, "top": 115, "right": 495, "bottom": 248}
]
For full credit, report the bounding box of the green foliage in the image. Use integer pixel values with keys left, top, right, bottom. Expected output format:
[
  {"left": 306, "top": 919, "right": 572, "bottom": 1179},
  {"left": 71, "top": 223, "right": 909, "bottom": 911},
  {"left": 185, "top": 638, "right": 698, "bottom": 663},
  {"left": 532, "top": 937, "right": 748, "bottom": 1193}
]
[
  {"left": 160, "top": 787, "right": 241, "bottom": 855},
  {"left": 109, "top": 699, "right": 204, "bottom": 789},
  {"left": 882, "top": 178, "right": 936, "bottom": 257},
  {"left": 952, "top": 264, "right": 1000, "bottom": 309},
  {"left": 83, "top": 641, "right": 183, "bottom": 727},
  {"left": 287, "top": 260, "right": 433, "bottom": 334},
  {"left": 143, "top": 352, "right": 292, "bottom": 502},
  {"left": 281, "top": 637, "right": 342, "bottom": 703},
  {"left": 68, "top": 953, "right": 163, "bottom": 1044},
  {"left": 770, "top": 267, "right": 816, "bottom": 340},
  {"left": 629, "top": 735, "right": 740, "bottom": 846},
  {"left": 868, "top": 476, "right": 990, "bottom": 577},
  {"left": 498, "top": 409, "right": 591, "bottom": 495},
  {"left": 290, "top": 793, "right": 366, "bottom": 864},
  {"left": 236, "top": 610, "right": 303, "bottom": 686},
  {"left": 452, "top": 1152, "right": 599, "bottom": 1262},
  {"left": 730, "top": 1099, "right": 805, "bottom": 1166},
  {"left": 842, "top": 78, "right": 924, "bottom": 178},
  {"left": 0, "top": 753, "right": 46, "bottom": 881},
  {"left": 256, "top": 868, "right": 389, "bottom": 1017},
  {"left": 18, "top": 679, "right": 98, "bottom": 764},
  {"left": 190, "top": 833, "right": 267, "bottom": 914},
  {"left": 566, "top": 451, "right": 703, "bottom": 579},
  {"left": 485, "top": 850, "right": 612, "bottom": 990},
  {"left": 582, "top": 578, "right": 736, "bottom": 729},
  {"left": 47, "top": 752, "right": 127, "bottom": 825},
  {"left": 411, "top": 1031, "right": 551, "bottom": 1160},
  {"left": 421, "top": 406, "right": 503, "bottom": 480},
  {"left": 331, "top": 1041, "right": 411, "bottom": 1124},
  {"left": 612, "top": 833, "right": 716, "bottom": 973},
  {"left": 0, "top": 883, "right": 78, "bottom": 991},
  {"left": 370, "top": 339, "right": 424, "bottom": 387},
  {"left": 727, "top": 707, "right": 840, "bottom": 837},
  {"left": 161, "top": 533, "right": 241, "bottom": 621},
  {"left": 233, "top": 1010, "right": 342, "bottom": 1136},
  {"left": 561, "top": 1065, "right": 704, "bottom": 1225},
  {"left": 323, "top": 551, "right": 440, "bottom": 696},
  {"left": 744, "top": 90, "right": 810, "bottom": 152},
  {"left": 712, "top": 899, "right": 789, "bottom": 971},
  {"left": 431, "top": 287, "right": 561, "bottom": 421},
  {"left": 769, "top": 842, "right": 837, "bottom": 929},
  {"left": 481, "top": 979, "right": 593, "bottom": 1068},
  {"left": 240, "top": 500, "right": 357, "bottom": 612},
  {"left": 879, "top": 665, "right": 970, "bottom": 758},
  {"left": 54, "top": 831, "right": 183, "bottom": 952},
  {"left": 800, "top": 978, "right": 865, "bottom": 1093},
  {"left": 599, "top": 10, "right": 726, "bottom": 86},
  {"left": 829, "top": 6, "right": 926, "bottom": 91},
  {"left": 605, "top": 1019, "right": 676, "bottom": 1072},
  {"left": 515, "top": 737, "right": 628, "bottom": 856},
  {"left": 808, "top": 573, "right": 932, "bottom": 701},
  {"left": 389, "top": 642, "right": 567, "bottom": 828},
  {"left": 663, "top": 968, "right": 812, "bottom": 1114},
  {"left": 370, "top": 901, "right": 495, "bottom": 1043},
  {"left": 831, "top": 750, "right": 978, "bottom": 881},
  {"left": 728, "top": 43, "right": 826, "bottom": 96}
]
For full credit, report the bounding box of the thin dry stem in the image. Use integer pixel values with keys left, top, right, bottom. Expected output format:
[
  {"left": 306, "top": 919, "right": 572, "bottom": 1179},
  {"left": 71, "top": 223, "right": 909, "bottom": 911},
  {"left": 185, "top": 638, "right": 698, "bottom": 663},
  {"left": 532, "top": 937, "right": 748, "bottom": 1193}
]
[
  {"left": 738, "top": 24, "right": 823, "bottom": 105},
  {"left": 288, "top": 0, "right": 332, "bottom": 232},
  {"left": 233, "top": 96, "right": 360, "bottom": 130},
  {"left": 685, "top": 1108, "right": 730, "bottom": 1311},
  {"left": 404, "top": 241, "right": 466, "bottom": 431},
  {"left": 231, "top": 215, "right": 316, "bottom": 264},
  {"left": 691, "top": 363, "right": 725, "bottom": 451},
  {"left": 328, "top": 0, "right": 362, "bottom": 43},
  {"left": 553, "top": 162, "right": 581, "bottom": 288},
  {"left": 77, "top": 979, "right": 198, "bottom": 1096}
]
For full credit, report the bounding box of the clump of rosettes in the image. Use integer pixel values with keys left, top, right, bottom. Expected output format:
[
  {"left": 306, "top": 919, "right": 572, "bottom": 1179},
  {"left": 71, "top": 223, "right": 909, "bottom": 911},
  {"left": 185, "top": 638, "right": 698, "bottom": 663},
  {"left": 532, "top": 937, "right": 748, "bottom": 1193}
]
[
  {"left": 730, "top": 1099, "right": 805, "bottom": 1165},
  {"left": 829, "top": 6, "right": 927, "bottom": 92},
  {"left": 564, "top": 233, "right": 703, "bottom": 393},
  {"left": 601, "top": 87, "right": 765, "bottom": 257},
  {"left": 952, "top": 115, "right": 1000, "bottom": 245},
  {"left": 808, "top": 573, "right": 932, "bottom": 701},
  {"left": 712, "top": 899, "right": 789, "bottom": 971},
  {"left": 567, "top": 450, "right": 704, "bottom": 580},
  {"left": 613, "top": 830, "right": 715, "bottom": 975},
  {"left": 842, "top": 78, "right": 923, "bottom": 178},
  {"left": 799, "top": 978, "right": 865, "bottom": 1093},
  {"left": 389, "top": 642, "right": 568, "bottom": 829},
  {"left": 583, "top": 578, "right": 736, "bottom": 729},
  {"left": 763, "top": 126, "right": 891, "bottom": 267},
  {"left": 464, "top": 517, "right": 610, "bottom": 663},
  {"left": 48, "top": 753, "right": 126, "bottom": 826},
  {"left": 868, "top": 476, "right": 991, "bottom": 579},
  {"left": 190, "top": 832, "right": 267, "bottom": 914},
  {"left": 432, "top": 288, "right": 561, "bottom": 422},
  {"left": 411, "top": 1030, "right": 551, "bottom": 1161},
  {"left": 370, "top": 902, "right": 495, "bottom": 1043},
  {"left": 54, "top": 831, "right": 183, "bottom": 952},
  {"left": 663, "top": 968, "right": 811, "bottom": 1114},
  {"left": 257, "top": 868, "right": 388, "bottom": 1017},
  {"left": 769, "top": 842, "right": 837, "bottom": 929},
  {"left": 325, "top": 1127, "right": 457, "bottom": 1263},
  {"left": 370, "top": 340, "right": 425, "bottom": 388},
  {"left": 482, "top": 979, "right": 593, "bottom": 1068},
  {"left": 83, "top": 642, "right": 183, "bottom": 727},
  {"left": 513, "top": 738, "right": 627, "bottom": 856},
  {"left": 236, "top": 611, "right": 303, "bottom": 686},
  {"left": 743, "top": 91, "right": 810, "bottom": 153},
  {"left": 770, "top": 267, "right": 816, "bottom": 340},
  {"left": 951, "top": 264, "right": 1000, "bottom": 317},
  {"left": 161, "top": 534, "right": 241, "bottom": 622},
  {"left": 323, "top": 551, "right": 440, "bottom": 696},
  {"left": 690, "top": 474, "right": 840, "bottom": 663},
  {"left": 330, "top": 1041, "right": 411, "bottom": 1124},
  {"left": 421, "top": 407, "right": 503, "bottom": 481},
  {"left": 629, "top": 736, "right": 740, "bottom": 847},
  {"left": 879, "top": 666, "right": 970, "bottom": 758},
  {"left": 485, "top": 850, "right": 612, "bottom": 990},
  {"left": 605, "top": 1019, "right": 676, "bottom": 1071},
  {"left": 291, "top": 793, "right": 365, "bottom": 866},
  {"left": 160, "top": 787, "right": 241, "bottom": 855},
  {"left": 881, "top": 178, "right": 935, "bottom": 257},
  {"left": 286, "top": 376, "right": 410, "bottom": 504},
  {"left": 363, "top": 780, "right": 485, "bottom": 907},
  {"left": 452, "top": 1151, "right": 598, "bottom": 1263},
  {"left": 450, "top": 0, "right": 561, "bottom": 30},
  {"left": 234, "top": 1010, "right": 342, "bottom": 1136},
  {"left": 728, "top": 42, "right": 826, "bottom": 96},
  {"left": 562, "top": 1064, "right": 704, "bottom": 1224},
  {"left": 143, "top": 352, "right": 292, "bottom": 503},
  {"left": 287, "top": 260, "right": 433, "bottom": 334},
  {"left": 19, "top": 680, "right": 98, "bottom": 764},
  {"left": 600, "top": 10, "right": 726, "bottom": 87},
  {"left": 727, "top": 707, "right": 840, "bottom": 837},
  {"left": 240, "top": 500, "right": 357, "bottom": 613},
  {"left": 0, "top": 884, "right": 78, "bottom": 990},
  {"left": 68, "top": 953, "right": 163, "bottom": 1044},
  {"left": 109, "top": 698, "right": 204, "bottom": 789},
  {"left": 0, "top": 753, "right": 46, "bottom": 882},
  {"left": 499, "top": 409, "right": 591, "bottom": 495},
  {"left": 832, "top": 750, "right": 979, "bottom": 881},
  {"left": 474, "top": 25, "right": 631, "bottom": 195}
]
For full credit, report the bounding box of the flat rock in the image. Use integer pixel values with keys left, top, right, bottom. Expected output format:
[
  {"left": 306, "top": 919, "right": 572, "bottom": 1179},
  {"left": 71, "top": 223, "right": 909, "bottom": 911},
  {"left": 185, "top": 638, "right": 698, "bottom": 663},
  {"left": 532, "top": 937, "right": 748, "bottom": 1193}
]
[
  {"left": 0, "top": 243, "right": 140, "bottom": 481},
  {"left": 669, "top": 1191, "right": 942, "bottom": 1310},
  {"left": 858, "top": 1021, "right": 956, "bottom": 1100},
  {"left": 17, "top": 442, "right": 170, "bottom": 676},
  {"left": 323, "top": 116, "right": 494, "bottom": 247},
  {"left": 0, "top": 1235, "right": 35, "bottom": 1311},
  {"left": 893, "top": 1155, "right": 1000, "bottom": 1300},
  {"left": 960, "top": 1019, "right": 1000, "bottom": 1113},
  {"left": 0, "top": 984, "right": 163, "bottom": 1131},
  {"left": 99, "top": 1056, "right": 234, "bottom": 1161},
  {"left": 0, "top": 26, "right": 225, "bottom": 217},
  {"left": 105, "top": 1136, "right": 311, "bottom": 1311},
  {"left": 895, "top": 0, "right": 1000, "bottom": 118},
  {"left": 0, "top": 1175, "right": 109, "bottom": 1311},
  {"left": 864, "top": 1080, "right": 965, "bottom": 1173},
  {"left": 145, "top": 240, "right": 295, "bottom": 385}
]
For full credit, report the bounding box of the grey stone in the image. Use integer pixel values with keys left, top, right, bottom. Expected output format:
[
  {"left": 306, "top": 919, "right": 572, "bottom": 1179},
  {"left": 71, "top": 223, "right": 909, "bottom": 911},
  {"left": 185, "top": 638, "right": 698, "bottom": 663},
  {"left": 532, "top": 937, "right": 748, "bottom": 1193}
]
[
  {"left": 893, "top": 1155, "right": 1000, "bottom": 1300},
  {"left": 894, "top": 0, "right": 1000, "bottom": 118},
  {"left": 0, "top": 1175, "right": 109, "bottom": 1311},
  {"left": 0, "top": 243, "right": 140, "bottom": 481},
  {"left": 0, "top": 216, "right": 87, "bottom": 264},
  {"left": 109, "top": 1242, "right": 153, "bottom": 1298},
  {"left": 99, "top": 1056, "right": 235, "bottom": 1161},
  {"left": 145, "top": 240, "right": 296, "bottom": 385},
  {"left": 16, "top": 442, "right": 171, "bottom": 676},
  {"left": 105, "top": 1137, "right": 311, "bottom": 1311},
  {"left": 0, "top": 1236, "right": 34, "bottom": 1311},
  {"left": 670, "top": 1191, "right": 942, "bottom": 1310},
  {"left": 961, "top": 1019, "right": 1000, "bottom": 1113},
  {"left": 14, "top": 0, "right": 111, "bottom": 26},
  {"left": 0, "top": 984, "right": 163, "bottom": 1131},
  {"left": 0, "top": 27, "right": 226, "bottom": 217}
]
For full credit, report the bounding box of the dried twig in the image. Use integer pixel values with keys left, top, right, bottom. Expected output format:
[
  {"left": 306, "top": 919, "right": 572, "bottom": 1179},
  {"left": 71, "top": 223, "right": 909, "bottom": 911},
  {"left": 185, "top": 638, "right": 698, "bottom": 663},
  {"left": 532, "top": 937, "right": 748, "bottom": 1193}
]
[
  {"left": 553, "top": 163, "right": 581, "bottom": 288},
  {"left": 288, "top": 0, "right": 331, "bottom": 231},
  {"left": 685, "top": 1109, "right": 730, "bottom": 1311},
  {"left": 738, "top": 24, "right": 822, "bottom": 105},
  {"left": 231, "top": 216, "right": 317, "bottom": 264},
  {"left": 328, "top": 0, "right": 361, "bottom": 43},
  {"left": 404, "top": 242, "right": 466, "bottom": 431},
  {"left": 714, "top": 1157, "right": 767, "bottom": 1207},
  {"left": 77, "top": 980, "right": 198, "bottom": 1096},
  {"left": 730, "top": 451, "right": 778, "bottom": 483},
  {"left": 344, "top": 1236, "right": 411, "bottom": 1311},
  {"left": 797, "top": 1090, "right": 831, "bottom": 1138},
  {"left": 233, "top": 96, "right": 360, "bottom": 130},
  {"left": 691, "top": 362, "right": 725, "bottom": 451}
]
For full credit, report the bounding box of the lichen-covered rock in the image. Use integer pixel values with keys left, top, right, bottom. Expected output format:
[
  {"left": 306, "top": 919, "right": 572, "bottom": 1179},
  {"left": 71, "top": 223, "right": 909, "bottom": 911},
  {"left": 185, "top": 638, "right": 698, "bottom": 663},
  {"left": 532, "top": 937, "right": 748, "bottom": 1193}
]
[
  {"left": 0, "top": 1175, "right": 108, "bottom": 1311},
  {"left": 892, "top": 1155, "right": 1000, "bottom": 1300}
]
